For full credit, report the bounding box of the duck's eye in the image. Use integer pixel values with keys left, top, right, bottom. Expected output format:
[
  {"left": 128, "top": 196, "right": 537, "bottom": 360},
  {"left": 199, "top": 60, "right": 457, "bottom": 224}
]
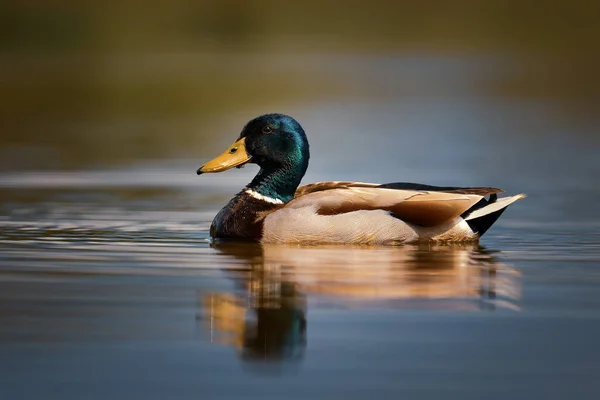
[{"left": 262, "top": 125, "right": 273, "bottom": 134}]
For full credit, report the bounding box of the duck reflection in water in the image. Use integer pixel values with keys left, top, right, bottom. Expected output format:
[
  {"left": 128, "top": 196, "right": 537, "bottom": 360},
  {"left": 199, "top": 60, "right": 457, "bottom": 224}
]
[
  {"left": 203, "top": 243, "right": 307, "bottom": 362},
  {"left": 201, "top": 243, "right": 520, "bottom": 362}
]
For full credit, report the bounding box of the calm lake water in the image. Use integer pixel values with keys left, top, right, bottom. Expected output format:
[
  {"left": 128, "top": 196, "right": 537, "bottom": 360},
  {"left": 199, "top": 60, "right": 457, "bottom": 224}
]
[
  {"left": 1, "top": 50, "right": 600, "bottom": 399},
  {"left": 2, "top": 131, "right": 600, "bottom": 399}
]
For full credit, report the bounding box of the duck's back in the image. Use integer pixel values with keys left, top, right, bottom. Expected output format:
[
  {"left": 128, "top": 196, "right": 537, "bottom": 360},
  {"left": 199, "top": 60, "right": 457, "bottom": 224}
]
[{"left": 259, "top": 181, "right": 523, "bottom": 245}]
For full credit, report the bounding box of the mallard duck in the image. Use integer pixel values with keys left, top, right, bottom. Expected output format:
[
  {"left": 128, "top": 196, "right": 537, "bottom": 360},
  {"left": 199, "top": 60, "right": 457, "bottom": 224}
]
[{"left": 197, "top": 114, "right": 525, "bottom": 244}]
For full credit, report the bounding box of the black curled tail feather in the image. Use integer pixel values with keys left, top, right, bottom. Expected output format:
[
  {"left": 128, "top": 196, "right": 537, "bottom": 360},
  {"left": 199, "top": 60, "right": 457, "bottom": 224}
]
[
  {"left": 465, "top": 208, "right": 507, "bottom": 237},
  {"left": 461, "top": 194, "right": 502, "bottom": 237}
]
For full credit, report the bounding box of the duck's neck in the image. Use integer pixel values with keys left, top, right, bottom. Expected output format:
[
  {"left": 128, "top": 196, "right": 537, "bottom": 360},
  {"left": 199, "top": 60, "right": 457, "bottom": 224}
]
[{"left": 246, "top": 165, "right": 305, "bottom": 203}]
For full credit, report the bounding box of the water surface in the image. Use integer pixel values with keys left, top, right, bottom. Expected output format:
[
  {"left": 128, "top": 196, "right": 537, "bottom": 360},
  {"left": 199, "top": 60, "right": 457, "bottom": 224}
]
[{"left": 1, "top": 152, "right": 599, "bottom": 399}]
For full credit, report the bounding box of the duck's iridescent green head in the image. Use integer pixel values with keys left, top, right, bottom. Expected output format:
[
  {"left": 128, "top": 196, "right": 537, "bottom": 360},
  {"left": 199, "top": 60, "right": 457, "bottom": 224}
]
[{"left": 197, "top": 114, "right": 310, "bottom": 202}]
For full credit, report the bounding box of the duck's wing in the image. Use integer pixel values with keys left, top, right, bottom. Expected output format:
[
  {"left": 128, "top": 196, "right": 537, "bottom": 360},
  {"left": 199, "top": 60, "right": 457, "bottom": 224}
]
[
  {"left": 295, "top": 181, "right": 503, "bottom": 197},
  {"left": 290, "top": 182, "right": 489, "bottom": 227}
]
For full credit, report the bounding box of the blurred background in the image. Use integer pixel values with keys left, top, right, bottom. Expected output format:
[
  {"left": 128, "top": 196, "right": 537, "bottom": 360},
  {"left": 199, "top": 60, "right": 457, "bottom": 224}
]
[{"left": 1, "top": 0, "right": 598, "bottom": 173}]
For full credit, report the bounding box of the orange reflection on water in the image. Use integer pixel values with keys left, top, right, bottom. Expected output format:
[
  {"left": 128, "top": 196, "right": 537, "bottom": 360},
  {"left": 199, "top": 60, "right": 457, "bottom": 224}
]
[{"left": 203, "top": 243, "right": 520, "bottom": 361}]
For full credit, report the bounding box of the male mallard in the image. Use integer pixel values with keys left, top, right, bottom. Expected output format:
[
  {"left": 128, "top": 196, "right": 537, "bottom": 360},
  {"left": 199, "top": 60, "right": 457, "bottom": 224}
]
[{"left": 197, "top": 114, "right": 525, "bottom": 244}]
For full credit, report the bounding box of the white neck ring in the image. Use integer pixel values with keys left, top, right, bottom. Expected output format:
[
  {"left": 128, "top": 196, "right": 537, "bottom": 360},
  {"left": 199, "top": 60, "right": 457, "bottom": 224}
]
[{"left": 244, "top": 189, "right": 284, "bottom": 204}]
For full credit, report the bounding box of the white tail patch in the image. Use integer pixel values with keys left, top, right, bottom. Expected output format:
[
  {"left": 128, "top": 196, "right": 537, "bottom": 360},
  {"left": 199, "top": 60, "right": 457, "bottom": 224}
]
[{"left": 464, "top": 194, "right": 527, "bottom": 221}]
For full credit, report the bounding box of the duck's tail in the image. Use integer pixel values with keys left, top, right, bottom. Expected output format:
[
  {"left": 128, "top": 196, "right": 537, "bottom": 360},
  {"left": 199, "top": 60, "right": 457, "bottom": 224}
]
[{"left": 462, "top": 193, "right": 527, "bottom": 237}]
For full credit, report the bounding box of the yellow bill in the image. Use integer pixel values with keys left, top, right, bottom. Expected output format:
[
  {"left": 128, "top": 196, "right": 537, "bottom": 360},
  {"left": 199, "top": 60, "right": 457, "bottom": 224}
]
[{"left": 197, "top": 138, "right": 251, "bottom": 174}]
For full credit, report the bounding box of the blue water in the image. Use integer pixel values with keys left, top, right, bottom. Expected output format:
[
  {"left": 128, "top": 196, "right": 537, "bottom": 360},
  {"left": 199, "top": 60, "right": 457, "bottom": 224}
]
[{"left": 1, "top": 161, "right": 599, "bottom": 400}]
